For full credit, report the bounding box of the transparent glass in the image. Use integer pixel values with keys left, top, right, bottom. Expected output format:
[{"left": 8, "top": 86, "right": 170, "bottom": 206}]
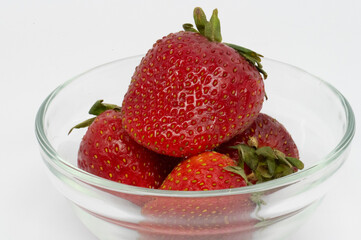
[{"left": 35, "top": 56, "right": 355, "bottom": 240}]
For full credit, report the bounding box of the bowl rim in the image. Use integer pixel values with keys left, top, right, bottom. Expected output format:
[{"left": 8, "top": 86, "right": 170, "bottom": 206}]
[{"left": 35, "top": 55, "right": 356, "bottom": 197}]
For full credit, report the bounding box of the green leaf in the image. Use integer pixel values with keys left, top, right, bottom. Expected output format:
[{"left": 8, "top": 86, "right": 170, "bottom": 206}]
[
  {"left": 193, "top": 7, "right": 207, "bottom": 35},
  {"left": 274, "top": 149, "right": 293, "bottom": 169},
  {"left": 224, "top": 166, "right": 249, "bottom": 185},
  {"left": 257, "top": 163, "right": 272, "bottom": 179},
  {"left": 238, "top": 145, "right": 259, "bottom": 170},
  {"left": 267, "top": 158, "right": 276, "bottom": 176},
  {"left": 225, "top": 42, "right": 268, "bottom": 79},
  {"left": 89, "top": 100, "right": 121, "bottom": 116},
  {"left": 255, "top": 171, "right": 264, "bottom": 183},
  {"left": 286, "top": 157, "right": 305, "bottom": 170},
  {"left": 228, "top": 44, "right": 263, "bottom": 61},
  {"left": 69, "top": 99, "right": 121, "bottom": 134},
  {"left": 221, "top": 137, "right": 305, "bottom": 184},
  {"left": 187, "top": 7, "right": 222, "bottom": 43},
  {"left": 256, "top": 146, "right": 277, "bottom": 159},
  {"left": 275, "top": 164, "right": 293, "bottom": 178},
  {"left": 182, "top": 23, "right": 198, "bottom": 33},
  {"left": 68, "top": 117, "right": 96, "bottom": 134}
]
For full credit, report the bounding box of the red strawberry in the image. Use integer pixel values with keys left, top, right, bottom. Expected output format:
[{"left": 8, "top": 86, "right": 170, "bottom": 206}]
[
  {"left": 216, "top": 113, "right": 303, "bottom": 183},
  {"left": 121, "top": 8, "right": 266, "bottom": 157},
  {"left": 74, "top": 101, "right": 179, "bottom": 189},
  {"left": 138, "top": 129, "right": 302, "bottom": 239},
  {"left": 139, "top": 152, "right": 254, "bottom": 239},
  {"left": 140, "top": 194, "right": 256, "bottom": 240},
  {"left": 217, "top": 113, "right": 299, "bottom": 160},
  {"left": 160, "top": 151, "right": 247, "bottom": 191}
]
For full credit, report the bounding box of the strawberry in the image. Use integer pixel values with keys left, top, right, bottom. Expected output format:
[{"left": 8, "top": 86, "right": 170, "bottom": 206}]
[
  {"left": 138, "top": 128, "right": 302, "bottom": 239},
  {"left": 140, "top": 194, "right": 256, "bottom": 240},
  {"left": 121, "top": 7, "right": 266, "bottom": 157},
  {"left": 216, "top": 113, "right": 303, "bottom": 183},
  {"left": 73, "top": 100, "right": 179, "bottom": 189},
  {"left": 160, "top": 151, "right": 247, "bottom": 191},
  {"left": 139, "top": 152, "right": 254, "bottom": 239}
]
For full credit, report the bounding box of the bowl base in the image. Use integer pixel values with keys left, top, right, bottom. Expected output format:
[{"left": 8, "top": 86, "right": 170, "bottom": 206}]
[{"left": 72, "top": 197, "right": 323, "bottom": 240}]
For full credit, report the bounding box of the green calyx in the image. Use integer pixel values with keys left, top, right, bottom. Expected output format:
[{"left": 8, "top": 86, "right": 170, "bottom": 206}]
[
  {"left": 88, "top": 100, "right": 120, "bottom": 116},
  {"left": 183, "top": 7, "right": 267, "bottom": 79},
  {"left": 225, "top": 137, "right": 304, "bottom": 184},
  {"left": 224, "top": 43, "right": 267, "bottom": 79},
  {"left": 183, "top": 8, "right": 221, "bottom": 42},
  {"left": 68, "top": 100, "right": 121, "bottom": 134}
]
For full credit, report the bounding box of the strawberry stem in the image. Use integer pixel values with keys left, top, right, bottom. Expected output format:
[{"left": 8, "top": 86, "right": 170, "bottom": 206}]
[
  {"left": 183, "top": 7, "right": 267, "bottom": 79},
  {"left": 204, "top": 9, "right": 222, "bottom": 42},
  {"left": 184, "top": 7, "right": 222, "bottom": 43}
]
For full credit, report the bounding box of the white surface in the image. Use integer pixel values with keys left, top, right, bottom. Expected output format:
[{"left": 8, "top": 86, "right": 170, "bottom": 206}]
[{"left": 1, "top": 0, "right": 360, "bottom": 239}]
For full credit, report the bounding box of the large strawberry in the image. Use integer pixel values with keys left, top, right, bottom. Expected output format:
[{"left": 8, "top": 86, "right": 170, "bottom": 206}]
[
  {"left": 121, "top": 7, "right": 266, "bottom": 157},
  {"left": 73, "top": 100, "right": 179, "bottom": 189},
  {"left": 216, "top": 113, "right": 303, "bottom": 183}
]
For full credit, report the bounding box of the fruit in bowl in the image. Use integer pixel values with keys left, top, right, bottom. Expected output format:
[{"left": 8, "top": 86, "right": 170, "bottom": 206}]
[
  {"left": 121, "top": 8, "right": 266, "bottom": 158},
  {"left": 35, "top": 7, "right": 355, "bottom": 240},
  {"left": 71, "top": 7, "right": 303, "bottom": 189},
  {"left": 74, "top": 108, "right": 179, "bottom": 189}
]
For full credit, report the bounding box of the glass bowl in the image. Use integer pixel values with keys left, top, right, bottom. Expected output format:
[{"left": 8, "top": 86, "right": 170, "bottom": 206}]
[{"left": 35, "top": 56, "right": 355, "bottom": 240}]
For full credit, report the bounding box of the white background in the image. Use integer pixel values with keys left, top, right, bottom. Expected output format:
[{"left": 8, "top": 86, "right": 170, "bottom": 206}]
[{"left": 1, "top": 0, "right": 361, "bottom": 239}]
